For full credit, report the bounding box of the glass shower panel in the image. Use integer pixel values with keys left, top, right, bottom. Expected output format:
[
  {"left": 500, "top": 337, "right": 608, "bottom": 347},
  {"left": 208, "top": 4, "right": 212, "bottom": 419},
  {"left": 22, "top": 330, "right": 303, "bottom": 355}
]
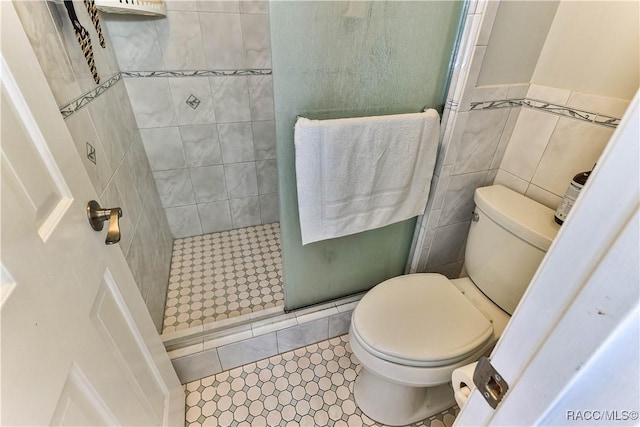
[{"left": 271, "top": 1, "right": 465, "bottom": 309}]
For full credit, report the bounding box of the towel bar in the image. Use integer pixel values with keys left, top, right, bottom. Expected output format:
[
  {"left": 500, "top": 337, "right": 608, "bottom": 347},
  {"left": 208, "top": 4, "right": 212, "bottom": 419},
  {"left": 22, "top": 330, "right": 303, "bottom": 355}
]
[{"left": 296, "top": 106, "right": 435, "bottom": 123}]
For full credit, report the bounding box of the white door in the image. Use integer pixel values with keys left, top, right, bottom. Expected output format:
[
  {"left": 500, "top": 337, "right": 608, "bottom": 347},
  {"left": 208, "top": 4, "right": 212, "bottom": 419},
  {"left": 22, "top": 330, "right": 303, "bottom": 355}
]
[
  {"left": 455, "top": 94, "right": 639, "bottom": 425},
  {"left": 0, "top": 3, "right": 184, "bottom": 426}
]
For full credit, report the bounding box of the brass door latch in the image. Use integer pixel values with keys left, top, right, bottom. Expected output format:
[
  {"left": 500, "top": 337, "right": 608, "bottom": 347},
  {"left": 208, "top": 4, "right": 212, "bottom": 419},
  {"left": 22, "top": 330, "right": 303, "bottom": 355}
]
[{"left": 86, "top": 200, "right": 122, "bottom": 245}]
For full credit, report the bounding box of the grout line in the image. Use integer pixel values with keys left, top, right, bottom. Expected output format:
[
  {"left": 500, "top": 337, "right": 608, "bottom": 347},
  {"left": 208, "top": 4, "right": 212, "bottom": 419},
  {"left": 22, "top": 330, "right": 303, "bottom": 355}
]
[{"left": 527, "top": 115, "right": 560, "bottom": 188}]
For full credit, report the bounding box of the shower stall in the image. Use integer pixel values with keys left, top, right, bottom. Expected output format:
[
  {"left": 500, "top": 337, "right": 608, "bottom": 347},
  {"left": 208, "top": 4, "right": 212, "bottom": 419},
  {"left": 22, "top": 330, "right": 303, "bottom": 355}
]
[
  {"left": 96, "top": 1, "right": 465, "bottom": 338},
  {"left": 101, "top": 2, "right": 286, "bottom": 333},
  {"left": 113, "top": 0, "right": 467, "bottom": 335},
  {"left": 15, "top": 0, "right": 466, "bottom": 339}
]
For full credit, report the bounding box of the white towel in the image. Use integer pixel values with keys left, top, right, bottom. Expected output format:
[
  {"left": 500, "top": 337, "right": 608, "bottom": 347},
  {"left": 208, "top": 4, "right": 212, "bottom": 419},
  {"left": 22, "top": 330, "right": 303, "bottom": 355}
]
[{"left": 294, "top": 109, "right": 440, "bottom": 245}]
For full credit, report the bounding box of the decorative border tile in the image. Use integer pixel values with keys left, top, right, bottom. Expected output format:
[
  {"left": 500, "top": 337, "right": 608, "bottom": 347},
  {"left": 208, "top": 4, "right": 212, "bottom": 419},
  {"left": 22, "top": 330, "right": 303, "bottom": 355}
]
[
  {"left": 469, "top": 99, "right": 523, "bottom": 110},
  {"left": 523, "top": 99, "right": 596, "bottom": 121},
  {"left": 470, "top": 98, "right": 620, "bottom": 128},
  {"left": 58, "top": 69, "right": 273, "bottom": 119},
  {"left": 593, "top": 114, "right": 622, "bottom": 128},
  {"left": 59, "top": 72, "right": 122, "bottom": 119},
  {"left": 121, "top": 69, "right": 272, "bottom": 78}
]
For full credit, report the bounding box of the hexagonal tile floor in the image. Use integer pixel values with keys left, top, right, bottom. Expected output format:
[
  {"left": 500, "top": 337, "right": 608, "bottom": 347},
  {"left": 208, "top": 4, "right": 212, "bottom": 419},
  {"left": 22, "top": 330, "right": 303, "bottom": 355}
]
[
  {"left": 184, "top": 334, "right": 459, "bottom": 427},
  {"left": 163, "top": 223, "right": 284, "bottom": 334}
]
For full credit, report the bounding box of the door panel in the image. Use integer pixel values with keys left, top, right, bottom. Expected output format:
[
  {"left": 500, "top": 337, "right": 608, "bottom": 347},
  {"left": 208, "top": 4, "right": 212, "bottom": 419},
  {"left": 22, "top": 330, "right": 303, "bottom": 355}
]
[
  {"left": 454, "top": 95, "right": 640, "bottom": 426},
  {"left": 0, "top": 2, "right": 183, "bottom": 425},
  {"left": 89, "top": 271, "right": 167, "bottom": 423},
  {"left": 51, "top": 365, "right": 119, "bottom": 427},
  {"left": 0, "top": 66, "right": 72, "bottom": 241}
]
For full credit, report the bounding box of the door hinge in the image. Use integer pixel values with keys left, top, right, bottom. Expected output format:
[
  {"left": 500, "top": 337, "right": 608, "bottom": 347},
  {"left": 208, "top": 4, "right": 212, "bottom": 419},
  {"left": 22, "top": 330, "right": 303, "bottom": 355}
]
[{"left": 473, "top": 356, "right": 509, "bottom": 409}]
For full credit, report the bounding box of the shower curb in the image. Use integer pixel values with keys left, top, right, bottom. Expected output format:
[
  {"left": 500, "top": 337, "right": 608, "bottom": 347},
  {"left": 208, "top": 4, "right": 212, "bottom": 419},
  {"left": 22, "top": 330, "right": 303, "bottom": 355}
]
[{"left": 166, "top": 293, "right": 364, "bottom": 384}]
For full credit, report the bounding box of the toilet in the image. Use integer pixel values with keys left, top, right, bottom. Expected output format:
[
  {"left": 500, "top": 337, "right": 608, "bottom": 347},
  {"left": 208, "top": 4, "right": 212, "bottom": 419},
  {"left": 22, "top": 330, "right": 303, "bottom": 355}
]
[{"left": 349, "top": 185, "right": 560, "bottom": 426}]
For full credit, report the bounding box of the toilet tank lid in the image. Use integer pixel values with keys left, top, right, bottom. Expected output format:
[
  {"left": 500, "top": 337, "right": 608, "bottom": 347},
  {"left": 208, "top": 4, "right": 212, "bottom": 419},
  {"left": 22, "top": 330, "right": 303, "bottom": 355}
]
[{"left": 475, "top": 185, "right": 560, "bottom": 251}]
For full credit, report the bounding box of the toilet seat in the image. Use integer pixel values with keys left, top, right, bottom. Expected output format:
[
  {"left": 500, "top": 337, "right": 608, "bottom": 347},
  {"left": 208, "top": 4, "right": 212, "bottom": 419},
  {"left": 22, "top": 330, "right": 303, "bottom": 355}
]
[{"left": 351, "top": 273, "right": 493, "bottom": 368}]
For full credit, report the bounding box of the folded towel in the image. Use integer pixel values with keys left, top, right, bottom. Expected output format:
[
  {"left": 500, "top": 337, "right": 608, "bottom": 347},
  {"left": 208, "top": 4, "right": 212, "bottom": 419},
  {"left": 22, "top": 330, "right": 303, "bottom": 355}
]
[{"left": 294, "top": 109, "right": 440, "bottom": 245}]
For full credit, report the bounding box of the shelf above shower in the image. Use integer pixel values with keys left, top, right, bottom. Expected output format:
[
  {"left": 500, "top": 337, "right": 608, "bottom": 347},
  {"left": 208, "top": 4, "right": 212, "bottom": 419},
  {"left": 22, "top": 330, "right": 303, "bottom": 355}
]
[{"left": 95, "top": 0, "right": 166, "bottom": 16}]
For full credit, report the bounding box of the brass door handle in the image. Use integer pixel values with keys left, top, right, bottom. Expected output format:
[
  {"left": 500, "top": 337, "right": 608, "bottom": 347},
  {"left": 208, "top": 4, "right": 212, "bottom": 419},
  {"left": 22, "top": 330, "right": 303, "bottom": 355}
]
[{"left": 87, "top": 200, "right": 123, "bottom": 245}]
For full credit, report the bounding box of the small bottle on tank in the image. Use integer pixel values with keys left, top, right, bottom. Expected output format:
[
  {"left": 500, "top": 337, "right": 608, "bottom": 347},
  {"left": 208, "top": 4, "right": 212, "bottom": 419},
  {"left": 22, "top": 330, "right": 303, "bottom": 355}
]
[{"left": 554, "top": 167, "right": 594, "bottom": 225}]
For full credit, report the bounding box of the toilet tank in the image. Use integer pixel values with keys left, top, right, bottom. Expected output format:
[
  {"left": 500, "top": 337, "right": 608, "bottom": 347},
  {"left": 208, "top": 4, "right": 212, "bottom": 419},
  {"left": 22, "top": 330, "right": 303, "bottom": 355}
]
[{"left": 465, "top": 185, "right": 560, "bottom": 315}]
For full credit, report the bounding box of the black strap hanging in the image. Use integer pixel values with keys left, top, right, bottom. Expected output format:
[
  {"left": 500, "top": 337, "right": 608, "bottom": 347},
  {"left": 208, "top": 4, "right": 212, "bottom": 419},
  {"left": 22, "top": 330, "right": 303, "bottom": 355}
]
[
  {"left": 83, "top": 0, "right": 106, "bottom": 48},
  {"left": 63, "top": 0, "right": 100, "bottom": 84}
]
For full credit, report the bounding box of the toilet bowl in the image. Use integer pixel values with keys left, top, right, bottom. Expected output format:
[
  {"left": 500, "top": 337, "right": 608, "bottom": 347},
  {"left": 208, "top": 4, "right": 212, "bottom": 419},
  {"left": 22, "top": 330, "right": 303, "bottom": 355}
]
[
  {"left": 349, "top": 185, "right": 560, "bottom": 426},
  {"left": 349, "top": 274, "right": 508, "bottom": 426}
]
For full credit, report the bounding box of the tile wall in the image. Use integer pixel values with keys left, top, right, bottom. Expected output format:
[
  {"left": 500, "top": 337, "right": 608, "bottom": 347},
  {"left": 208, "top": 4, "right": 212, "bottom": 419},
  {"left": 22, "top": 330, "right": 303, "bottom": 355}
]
[
  {"left": 407, "top": 1, "right": 508, "bottom": 277},
  {"left": 407, "top": 1, "right": 630, "bottom": 277},
  {"left": 495, "top": 86, "right": 625, "bottom": 208},
  {"left": 13, "top": 0, "right": 173, "bottom": 332},
  {"left": 104, "top": 0, "right": 278, "bottom": 239}
]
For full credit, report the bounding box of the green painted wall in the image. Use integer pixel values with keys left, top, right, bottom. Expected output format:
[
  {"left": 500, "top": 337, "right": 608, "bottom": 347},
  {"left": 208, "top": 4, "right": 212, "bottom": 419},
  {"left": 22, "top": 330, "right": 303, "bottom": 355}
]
[{"left": 271, "top": 1, "right": 465, "bottom": 309}]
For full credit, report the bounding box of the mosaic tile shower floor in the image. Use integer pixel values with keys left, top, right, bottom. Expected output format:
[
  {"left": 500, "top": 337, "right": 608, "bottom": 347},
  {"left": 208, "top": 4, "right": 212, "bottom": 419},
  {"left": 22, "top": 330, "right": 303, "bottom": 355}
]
[
  {"left": 184, "top": 335, "right": 459, "bottom": 427},
  {"left": 163, "top": 223, "right": 284, "bottom": 333}
]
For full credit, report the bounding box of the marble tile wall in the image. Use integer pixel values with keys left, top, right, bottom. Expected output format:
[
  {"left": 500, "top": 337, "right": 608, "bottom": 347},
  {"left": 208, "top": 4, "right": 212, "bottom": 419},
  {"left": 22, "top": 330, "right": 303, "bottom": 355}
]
[
  {"left": 408, "top": 1, "right": 511, "bottom": 277},
  {"left": 495, "top": 85, "right": 625, "bottom": 208},
  {"left": 13, "top": 0, "right": 173, "bottom": 332},
  {"left": 407, "top": 0, "right": 629, "bottom": 277},
  {"left": 104, "top": 0, "right": 278, "bottom": 238}
]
